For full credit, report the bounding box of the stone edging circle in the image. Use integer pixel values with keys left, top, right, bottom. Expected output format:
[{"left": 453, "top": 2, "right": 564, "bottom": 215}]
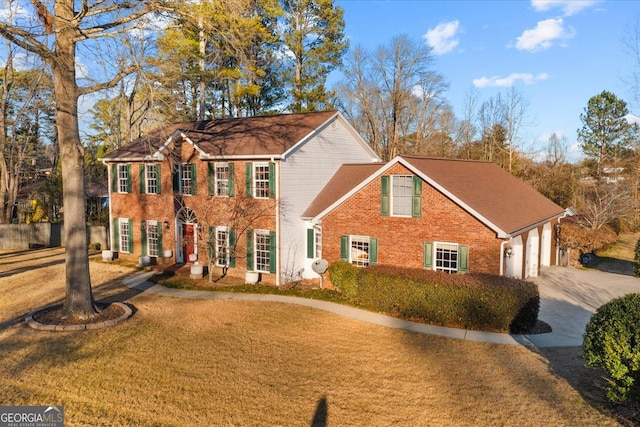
[{"left": 25, "top": 302, "right": 133, "bottom": 331}]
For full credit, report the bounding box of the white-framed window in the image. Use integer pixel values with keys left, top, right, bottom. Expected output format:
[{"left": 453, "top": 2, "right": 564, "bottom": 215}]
[
  {"left": 254, "top": 162, "right": 270, "bottom": 198},
  {"left": 181, "top": 163, "right": 193, "bottom": 195},
  {"left": 146, "top": 221, "right": 159, "bottom": 257},
  {"left": 117, "top": 164, "right": 129, "bottom": 193},
  {"left": 119, "top": 218, "right": 131, "bottom": 253},
  {"left": 350, "top": 235, "right": 370, "bottom": 267},
  {"left": 435, "top": 242, "right": 459, "bottom": 273},
  {"left": 254, "top": 229, "right": 271, "bottom": 272},
  {"left": 145, "top": 164, "right": 159, "bottom": 194},
  {"left": 216, "top": 226, "right": 230, "bottom": 267},
  {"left": 391, "top": 175, "right": 413, "bottom": 217},
  {"left": 215, "top": 162, "right": 230, "bottom": 197},
  {"left": 314, "top": 225, "right": 322, "bottom": 259}
]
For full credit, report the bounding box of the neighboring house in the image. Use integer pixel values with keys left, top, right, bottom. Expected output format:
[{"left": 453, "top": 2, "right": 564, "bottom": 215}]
[
  {"left": 101, "top": 111, "right": 381, "bottom": 285},
  {"left": 302, "top": 156, "right": 566, "bottom": 279}
]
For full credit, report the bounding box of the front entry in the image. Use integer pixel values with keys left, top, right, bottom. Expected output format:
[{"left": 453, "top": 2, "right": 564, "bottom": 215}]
[{"left": 182, "top": 223, "right": 195, "bottom": 263}]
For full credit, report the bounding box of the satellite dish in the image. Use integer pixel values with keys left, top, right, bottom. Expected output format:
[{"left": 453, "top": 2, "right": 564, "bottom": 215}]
[{"left": 311, "top": 259, "right": 329, "bottom": 274}]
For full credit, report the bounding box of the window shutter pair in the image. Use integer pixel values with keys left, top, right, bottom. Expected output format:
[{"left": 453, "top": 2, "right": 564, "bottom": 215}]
[
  {"left": 172, "top": 164, "right": 197, "bottom": 194},
  {"left": 245, "top": 162, "right": 276, "bottom": 198},
  {"left": 380, "top": 175, "right": 422, "bottom": 217},
  {"left": 340, "top": 235, "right": 378, "bottom": 265},
  {"left": 423, "top": 242, "right": 469, "bottom": 273},
  {"left": 246, "top": 230, "right": 276, "bottom": 273},
  {"left": 207, "top": 163, "right": 235, "bottom": 196},
  {"left": 139, "top": 164, "right": 162, "bottom": 194}
]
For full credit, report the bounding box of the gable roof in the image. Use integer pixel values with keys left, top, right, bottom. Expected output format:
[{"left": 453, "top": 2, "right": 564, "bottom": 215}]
[
  {"left": 305, "top": 155, "right": 565, "bottom": 238},
  {"left": 101, "top": 110, "right": 377, "bottom": 162}
]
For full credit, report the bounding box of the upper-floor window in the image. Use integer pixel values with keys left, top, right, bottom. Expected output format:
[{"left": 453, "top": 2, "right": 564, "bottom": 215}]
[
  {"left": 392, "top": 175, "right": 413, "bottom": 216},
  {"left": 254, "top": 163, "right": 271, "bottom": 198},
  {"left": 245, "top": 162, "right": 275, "bottom": 199},
  {"left": 215, "top": 162, "right": 230, "bottom": 196},
  {"left": 117, "top": 164, "right": 130, "bottom": 193},
  {"left": 173, "top": 164, "right": 197, "bottom": 196},
  {"left": 181, "top": 163, "right": 193, "bottom": 195},
  {"left": 142, "top": 164, "right": 160, "bottom": 194},
  {"left": 381, "top": 174, "right": 422, "bottom": 218}
]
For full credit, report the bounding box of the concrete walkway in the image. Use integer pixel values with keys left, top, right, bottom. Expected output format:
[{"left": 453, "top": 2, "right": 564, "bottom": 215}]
[{"left": 122, "top": 266, "right": 640, "bottom": 348}]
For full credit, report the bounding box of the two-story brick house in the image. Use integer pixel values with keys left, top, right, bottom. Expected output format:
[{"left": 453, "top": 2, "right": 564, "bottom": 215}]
[
  {"left": 302, "top": 156, "right": 566, "bottom": 279},
  {"left": 101, "top": 111, "right": 381, "bottom": 285}
]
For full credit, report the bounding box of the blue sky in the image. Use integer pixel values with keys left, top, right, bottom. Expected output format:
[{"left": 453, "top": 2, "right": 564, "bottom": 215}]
[{"left": 333, "top": 0, "right": 638, "bottom": 161}]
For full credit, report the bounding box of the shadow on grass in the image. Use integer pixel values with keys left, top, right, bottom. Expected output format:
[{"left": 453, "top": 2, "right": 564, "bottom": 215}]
[
  {"left": 310, "top": 396, "right": 328, "bottom": 427},
  {"left": 536, "top": 346, "right": 640, "bottom": 426}
]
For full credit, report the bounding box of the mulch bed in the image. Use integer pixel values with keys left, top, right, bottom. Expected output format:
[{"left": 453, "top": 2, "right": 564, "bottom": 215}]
[{"left": 32, "top": 303, "right": 125, "bottom": 326}]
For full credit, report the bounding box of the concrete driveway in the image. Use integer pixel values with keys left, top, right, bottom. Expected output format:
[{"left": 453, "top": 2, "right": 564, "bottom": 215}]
[{"left": 530, "top": 266, "right": 640, "bottom": 347}]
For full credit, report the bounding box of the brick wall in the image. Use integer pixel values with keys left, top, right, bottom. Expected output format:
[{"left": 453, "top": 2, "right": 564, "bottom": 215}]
[
  {"left": 321, "top": 163, "right": 505, "bottom": 275},
  {"left": 110, "top": 140, "right": 278, "bottom": 284}
]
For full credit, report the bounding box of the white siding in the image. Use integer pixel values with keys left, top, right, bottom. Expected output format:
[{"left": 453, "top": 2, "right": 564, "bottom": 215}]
[{"left": 279, "top": 116, "right": 378, "bottom": 281}]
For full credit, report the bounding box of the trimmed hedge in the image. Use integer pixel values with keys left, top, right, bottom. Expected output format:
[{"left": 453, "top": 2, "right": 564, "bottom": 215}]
[{"left": 329, "top": 262, "right": 539, "bottom": 333}]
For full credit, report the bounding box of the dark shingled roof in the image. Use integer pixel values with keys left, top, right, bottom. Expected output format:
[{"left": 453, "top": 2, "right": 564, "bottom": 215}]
[
  {"left": 305, "top": 156, "right": 565, "bottom": 236},
  {"left": 101, "top": 111, "right": 338, "bottom": 160}
]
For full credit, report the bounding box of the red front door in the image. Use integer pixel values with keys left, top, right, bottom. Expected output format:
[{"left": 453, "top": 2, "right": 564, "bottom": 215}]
[{"left": 182, "top": 223, "right": 195, "bottom": 263}]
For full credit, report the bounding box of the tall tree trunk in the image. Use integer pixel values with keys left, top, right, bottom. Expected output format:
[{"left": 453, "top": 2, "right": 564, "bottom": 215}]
[{"left": 54, "top": 0, "right": 96, "bottom": 319}]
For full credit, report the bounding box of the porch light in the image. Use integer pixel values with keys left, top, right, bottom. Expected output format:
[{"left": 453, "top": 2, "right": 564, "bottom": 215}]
[
  {"left": 163, "top": 220, "right": 170, "bottom": 229},
  {"left": 504, "top": 246, "right": 513, "bottom": 258}
]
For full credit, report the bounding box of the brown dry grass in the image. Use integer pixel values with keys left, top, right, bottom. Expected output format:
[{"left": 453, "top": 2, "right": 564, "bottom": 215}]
[{"left": 0, "top": 248, "right": 633, "bottom": 426}]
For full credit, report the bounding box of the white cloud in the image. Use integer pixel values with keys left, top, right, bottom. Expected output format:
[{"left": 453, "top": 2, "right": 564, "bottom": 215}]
[
  {"left": 531, "top": 0, "right": 600, "bottom": 16},
  {"left": 473, "top": 72, "right": 549, "bottom": 88},
  {"left": 424, "top": 20, "right": 460, "bottom": 55},
  {"left": 625, "top": 114, "right": 640, "bottom": 125},
  {"left": 516, "top": 18, "right": 574, "bottom": 52}
]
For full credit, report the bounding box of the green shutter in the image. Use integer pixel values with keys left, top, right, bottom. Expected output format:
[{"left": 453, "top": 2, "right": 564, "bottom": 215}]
[
  {"left": 246, "top": 229, "right": 254, "bottom": 270},
  {"left": 412, "top": 176, "right": 422, "bottom": 218},
  {"left": 140, "top": 164, "right": 145, "bottom": 194},
  {"left": 128, "top": 219, "right": 134, "bottom": 253},
  {"left": 369, "top": 237, "right": 378, "bottom": 266},
  {"left": 423, "top": 242, "right": 433, "bottom": 269},
  {"left": 190, "top": 164, "right": 197, "bottom": 195},
  {"left": 207, "top": 163, "right": 215, "bottom": 196},
  {"left": 269, "top": 231, "right": 277, "bottom": 274},
  {"left": 141, "top": 221, "right": 147, "bottom": 256},
  {"left": 340, "top": 235, "right": 349, "bottom": 261},
  {"left": 268, "top": 162, "right": 276, "bottom": 199},
  {"left": 307, "top": 228, "right": 315, "bottom": 259},
  {"left": 172, "top": 168, "right": 179, "bottom": 192},
  {"left": 458, "top": 245, "right": 469, "bottom": 274},
  {"left": 156, "top": 164, "right": 161, "bottom": 194},
  {"left": 245, "top": 163, "right": 253, "bottom": 197},
  {"left": 111, "top": 164, "right": 117, "bottom": 192},
  {"left": 157, "top": 223, "right": 163, "bottom": 255},
  {"left": 228, "top": 163, "right": 235, "bottom": 197},
  {"left": 229, "top": 229, "right": 236, "bottom": 268},
  {"left": 112, "top": 218, "right": 119, "bottom": 251},
  {"left": 208, "top": 226, "right": 215, "bottom": 259},
  {"left": 381, "top": 175, "right": 390, "bottom": 216},
  {"left": 126, "top": 165, "right": 132, "bottom": 193}
]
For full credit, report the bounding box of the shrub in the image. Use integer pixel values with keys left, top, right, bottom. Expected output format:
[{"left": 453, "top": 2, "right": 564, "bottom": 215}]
[
  {"left": 584, "top": 293, "right": 640, "bottom": 402},
  {"left": 354, "top": 265, "right": 538, "bottom": 333},
  {"left": 328, "top": 261, "right": 360, "bottom": 299},
  {"left": 634, "top": 239, "right": 640, "bottom": 278}
]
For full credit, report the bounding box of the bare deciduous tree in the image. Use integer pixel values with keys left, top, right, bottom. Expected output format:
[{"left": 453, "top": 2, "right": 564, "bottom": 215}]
[{"left": 0, "top": 0, "right": 163, "bottom": 319}]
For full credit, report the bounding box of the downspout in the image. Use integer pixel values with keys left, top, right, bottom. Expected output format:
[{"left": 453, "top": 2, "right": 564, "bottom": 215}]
[
  {"left": 555, "top": 212, "right": 569, "bottom": 265},
  {"left": 273, "top": 157, "right": 280, "bottom": 286},
  {"left": 105, "top": 161, "right": 114, "bottom": 251}
]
